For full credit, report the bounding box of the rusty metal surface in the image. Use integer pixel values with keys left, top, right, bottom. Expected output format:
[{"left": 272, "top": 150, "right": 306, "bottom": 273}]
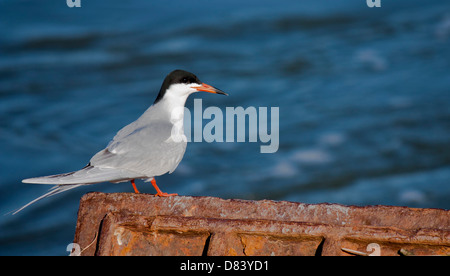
[{"left": 73, "top": 192, "right": 450, "bottom": 256}]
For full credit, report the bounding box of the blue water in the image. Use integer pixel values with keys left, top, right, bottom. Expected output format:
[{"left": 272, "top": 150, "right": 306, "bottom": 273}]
[{"left": 1, "top": 0, "right": 450, "bottom": 255}]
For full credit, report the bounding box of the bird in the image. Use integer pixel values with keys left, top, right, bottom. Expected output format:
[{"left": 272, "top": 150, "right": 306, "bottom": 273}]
[{"left": 13, "top": 69, "right": 228, "bottom": 214}]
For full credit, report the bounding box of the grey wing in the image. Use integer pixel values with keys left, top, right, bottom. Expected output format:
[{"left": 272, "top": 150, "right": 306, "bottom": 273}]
[{"left": 90, "top": 120, "right": 187, "bottom": 177}]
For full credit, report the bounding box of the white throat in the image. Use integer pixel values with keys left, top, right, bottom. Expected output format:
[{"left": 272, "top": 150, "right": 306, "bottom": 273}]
[{"left": 154, "top": 83, "right": 198, "bottom": 125}]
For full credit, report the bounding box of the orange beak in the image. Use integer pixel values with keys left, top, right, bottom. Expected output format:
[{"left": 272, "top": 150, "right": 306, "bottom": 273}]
[{"left": 195, "top": 83, "right": 228, "bottom": 96}]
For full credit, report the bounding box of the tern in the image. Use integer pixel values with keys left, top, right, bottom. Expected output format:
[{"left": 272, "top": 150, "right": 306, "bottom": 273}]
[{"left": 14, "top": 69, "right": 227, "bottom": 214}]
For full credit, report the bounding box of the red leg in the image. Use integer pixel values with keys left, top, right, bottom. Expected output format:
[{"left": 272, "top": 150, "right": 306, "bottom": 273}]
[
  {"left": 131, "top": 179, "right": 140, "bottom": 194},
  {"left": 151, "top": 178, "right": 177, "bottom": 197}
]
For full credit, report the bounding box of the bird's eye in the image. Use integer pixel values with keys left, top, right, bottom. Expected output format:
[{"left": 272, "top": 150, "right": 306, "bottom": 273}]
[{"left": 181, "top": 77, "right": 189, "bottom": 83}]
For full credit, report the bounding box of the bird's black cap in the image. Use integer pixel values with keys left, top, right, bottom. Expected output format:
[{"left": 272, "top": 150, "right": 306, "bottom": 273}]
[{"left": 153, "top": 70, "right": 202, "bottom": 104}]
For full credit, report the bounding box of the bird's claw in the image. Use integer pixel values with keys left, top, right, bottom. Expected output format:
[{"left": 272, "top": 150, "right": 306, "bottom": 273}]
[{"left": 155, "top": 192, "right": 178, "bottom": 197}]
